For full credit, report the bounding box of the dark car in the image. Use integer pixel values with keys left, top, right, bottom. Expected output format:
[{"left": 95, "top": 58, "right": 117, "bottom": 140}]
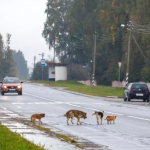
[
  {"left": 0, "top": 77, "right": 23, "bottom": 95},
  {"left": 124, "top": 83, "right": 149, "bottom": 102}
]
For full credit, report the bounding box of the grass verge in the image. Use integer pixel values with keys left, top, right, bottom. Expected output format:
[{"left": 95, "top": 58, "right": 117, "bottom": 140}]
[
  {"left": 0, "top": 122, "right": 45, "bottom": 150},
  {"left": 31, "top": 80, "right": 124, "bottom": 97}
]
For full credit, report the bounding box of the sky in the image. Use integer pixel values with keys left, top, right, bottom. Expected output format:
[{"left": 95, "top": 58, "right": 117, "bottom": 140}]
[{"left": 0, "top": 0, "right": 53, "bottom": 71}]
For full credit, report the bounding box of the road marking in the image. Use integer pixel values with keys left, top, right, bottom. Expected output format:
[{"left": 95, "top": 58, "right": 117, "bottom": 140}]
[
  {"left": 34, "top": 102, "right": 40, "bottom": 104},
  {"left": 67, "top": 103, "right": 81, "bottom": 107},
  {"left": 24, "top": 93, "right": 81, "bottom": 107},
  {"left": 128, "top": 116, "right": 150, "bottom": 121},
  {"left": 83, "top": 127, "right": 97, "bottom": 131},
  {"left": 23, "top": 93, "right": 56, "bottom": 102},
  {"left": 40, "top": 102, "right": 48, "bottom": 104},
  {"left": 12, "top": 103, "right": 25, "bottom": 105},
  {"left": 27, "top": 103, "right": 33, "bottom": 104},
  {"left": 47, "top": 102, "right": 55, "bottom": 104},
  {"left": 84, "top": 107, "right": 99, "bottom": 111},
  {"left": 105, "top": 111, "right": 123, "bottom": 116}
]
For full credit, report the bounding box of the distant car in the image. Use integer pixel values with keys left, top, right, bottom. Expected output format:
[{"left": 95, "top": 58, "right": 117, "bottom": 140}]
[
  {"left": 124, "top": 83, "right": 149, "bottom": 102},
  {"left": 0, "top": 77, "right": 23, "bottom": 95}
]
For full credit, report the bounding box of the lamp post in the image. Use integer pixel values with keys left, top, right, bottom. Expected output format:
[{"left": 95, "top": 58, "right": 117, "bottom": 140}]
[
  {"left": 118, "top": 62, "right": 122, "bottom": 81},
  {"left": 121, "top": 21, "right": 132, "bottom": 86},
  {"left": 39, "top": 53, "right": 44, "bottom": 80},
  {"left": 92, "top": 32, "right": 97, "bottom": 86}
]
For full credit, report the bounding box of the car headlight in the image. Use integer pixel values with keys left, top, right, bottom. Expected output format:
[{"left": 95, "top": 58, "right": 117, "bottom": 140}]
[
  {"left": 3, "top": 85, "right": 7, "bottom": 88},
  {"left": 17, "top": 85, "right": 22, "bottom": 88}
]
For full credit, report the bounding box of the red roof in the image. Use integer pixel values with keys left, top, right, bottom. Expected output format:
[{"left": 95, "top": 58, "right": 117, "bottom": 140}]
[{"left": 46, "top": 62, "right": 68, "bottom": 66}]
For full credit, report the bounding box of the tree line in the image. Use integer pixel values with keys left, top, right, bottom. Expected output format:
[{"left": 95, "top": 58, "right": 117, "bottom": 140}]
[
  {"left": 42, "top": 0, "right": 150, "bottom": 85},
  {"left": 0, "top": 33, "right": 28, "bottom": 80}
]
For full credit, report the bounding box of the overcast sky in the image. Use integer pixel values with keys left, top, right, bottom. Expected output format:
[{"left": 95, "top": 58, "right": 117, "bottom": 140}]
[{"left": 0, "top": 0, "right": 53, "bottom": 69}]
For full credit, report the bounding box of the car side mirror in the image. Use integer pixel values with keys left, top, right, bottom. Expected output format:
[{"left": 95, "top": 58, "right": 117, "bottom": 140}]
[{"left": 21, "top": 81, "right": 24, "bottom": 83}]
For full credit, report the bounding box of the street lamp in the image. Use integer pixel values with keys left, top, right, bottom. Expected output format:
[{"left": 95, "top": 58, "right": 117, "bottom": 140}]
[
  {"left": 121, "top": 21, "right": 132, "bottom": 86},
  {"left": 39, "top": 53, "right": 44, "bottom": 81}
]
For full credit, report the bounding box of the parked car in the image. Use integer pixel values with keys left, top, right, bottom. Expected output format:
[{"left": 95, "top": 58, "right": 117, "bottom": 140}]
[
  {"left": 124, "top": 83, "right": 149, "bottom": 102},
  {"left": 0, "top": 77, "right": 23, "bottom": 95}
]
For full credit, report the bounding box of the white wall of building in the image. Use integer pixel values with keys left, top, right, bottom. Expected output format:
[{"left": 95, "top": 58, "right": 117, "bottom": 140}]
[
  {"left": 49, "top": 66, "right": 55, "bottom": 79},
  {"left": 55, "top": 66, "right": 67, "bottom": 81}
]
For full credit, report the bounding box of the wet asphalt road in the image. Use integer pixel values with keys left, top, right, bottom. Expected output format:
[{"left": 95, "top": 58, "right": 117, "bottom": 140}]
[{"left": 0, "top": 83, "right": 150, "bottom": 150}]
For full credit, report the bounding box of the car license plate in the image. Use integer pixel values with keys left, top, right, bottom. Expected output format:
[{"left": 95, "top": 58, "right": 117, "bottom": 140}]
[
  {"left": 136, "top": 93, "right": 143, "bottom": 96},
  {"left": 9, "top": 89, "right": 15, "bottom": 91}
]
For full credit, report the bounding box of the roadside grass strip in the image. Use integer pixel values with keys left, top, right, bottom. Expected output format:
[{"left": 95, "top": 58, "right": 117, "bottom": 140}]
[
  {"left": 0, "top": 122, "right": 46, "bottom": 150},
  {"left": 31, "top": 80, "right": 124, "bottom": 97}
]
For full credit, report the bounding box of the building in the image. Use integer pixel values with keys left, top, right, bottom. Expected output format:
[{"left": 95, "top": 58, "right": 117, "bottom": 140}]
[{"left": 46, "top": 62, "right": 67, "bottom": 81}]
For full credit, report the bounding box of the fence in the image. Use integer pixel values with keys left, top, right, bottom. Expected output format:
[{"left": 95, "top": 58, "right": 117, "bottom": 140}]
[
  {"left": 78, "top": 80, "right": 97, "bottom": 86},
  {"left": 112, "top": 81, "right": 150, "bottom": 89}
]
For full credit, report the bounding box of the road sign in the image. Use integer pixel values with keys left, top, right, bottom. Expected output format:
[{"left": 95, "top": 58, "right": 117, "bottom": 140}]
[{"left": 41, "top": 59, "right": 46, "bottom": 66}]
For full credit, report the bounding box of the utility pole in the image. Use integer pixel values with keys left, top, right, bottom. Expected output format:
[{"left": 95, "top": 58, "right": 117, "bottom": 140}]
[
  {"left": 39, "top": 53, "right": 44, "bottom": 80},
  {"left": 126, "top": 21, "right": 132, "bottom": 86},
  {"left": 34, "top": 56, "right": 36, "bottom": 69},
  {"left": 53, "top": 36, "right": 55, "bottom": 63},
  {"left": 92, "top": 31, "right": 97, "bottom": 86}
]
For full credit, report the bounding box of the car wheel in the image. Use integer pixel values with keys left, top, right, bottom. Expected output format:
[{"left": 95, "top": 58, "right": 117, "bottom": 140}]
[
  {"left": 1, "top": 92, "right": 4, "bottom": 95},
  {"left": 18, "top": 91, "right": 22, "bottom": 95},
  {"left": 128, "top": 96, "right": 131, "bottom": 101},
  {"left": 124, "top": 97, "right": 127, "bottom": 101},
  {"left": 147, "top": 99, "right": 149, "bottom": 102},
  {"left": 143, "top": 99, "right": 146, "bottom": 102}
]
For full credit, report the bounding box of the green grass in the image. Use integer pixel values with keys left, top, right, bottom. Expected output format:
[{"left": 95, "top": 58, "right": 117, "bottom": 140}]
[
  {"left": 0, "top": 123, "right": 46, "bottom": 150},
  {"left": 31, "top": 80, "right": 124, "bottom": 97}
]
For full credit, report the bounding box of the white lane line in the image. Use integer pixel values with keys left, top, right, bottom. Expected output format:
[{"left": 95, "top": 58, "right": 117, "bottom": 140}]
[
  {"left": 92, "top": 103, "right": 105, "bottom": 105},
  {"left": 84, "top": 107, "right": 99, "bottom": 111},
  {"left": 23, "top": 93, "right": 56, "bottom": 102},
  {"left": 105, "top": 111, "right": 123, "bottom": 116},
  {"left": 24, "top": 92, "right": 81, "bottom": 107},
  {"left": 84, "top": 108, "right": 123, "bottom": 116},
  {"left": 40, "top": 102, "right": 48, "bottom": 104},
  {"left": 128, "top": 116, "right": 150, "bottom": 121},
  {"left": 55, "top": 102, "right": 63, "bottom": 104},
  {"left": 67, "top": 103, "right": 81, "bottom": 107},
  {"left": 12, "top": 103, "right": 25, "bottom": 105},
  {"left": 27, "top": 103, "right": 33, "bottom": 104},
  {"left": 47, "top": 102, "right": 55, "bottom": 104},
  {"left": 34, "top": 102, "right": 41, "bottom": 104},
  {"left": 83, "top": 127, "right": 97, "bottom": 131}
]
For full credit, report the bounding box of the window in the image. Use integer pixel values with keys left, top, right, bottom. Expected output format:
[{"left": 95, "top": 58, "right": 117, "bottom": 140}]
[
  {"left": 3, "top": 78, "right": 20, "bottom": 83},
  {"left": 131, "top": 84, "right": 147, "bottom": 89}
]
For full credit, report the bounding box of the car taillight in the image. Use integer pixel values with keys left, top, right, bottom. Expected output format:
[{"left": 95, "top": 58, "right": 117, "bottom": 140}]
[
  {"left": 146, "top": 89, "right": 149, "bottom": 93},
  {"left": 130, "top": 89, "right": 133, "bottom": 92}
]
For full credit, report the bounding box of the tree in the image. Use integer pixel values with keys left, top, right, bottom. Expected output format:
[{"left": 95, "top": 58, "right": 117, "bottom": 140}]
[{"left": 12, "top": 50, "right": 28, "bottom": 80}]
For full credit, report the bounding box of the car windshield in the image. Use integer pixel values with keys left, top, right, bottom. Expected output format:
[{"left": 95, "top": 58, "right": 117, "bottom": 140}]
[
  {"left": 3, "top": 78, "right": 20, "bottom": 83},
  {"left": 131, "top": 84, "right": 147, "bottom": 89}
]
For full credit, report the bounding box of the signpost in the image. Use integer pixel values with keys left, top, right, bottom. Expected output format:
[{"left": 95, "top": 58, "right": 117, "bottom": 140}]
[
  {"left": 41, "top": 59, "right": 46, "bottom": 66},
  {"left": 41, "top": 59, "right": 46, "bottom": 80},
  {"left": 118, "top": 62, "right": 122, "bottom": 81}
]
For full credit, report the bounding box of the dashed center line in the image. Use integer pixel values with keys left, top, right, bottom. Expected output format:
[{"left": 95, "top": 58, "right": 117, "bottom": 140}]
[
  {"left": 128, "top": 116, "right": 150, "bottom": 121},
  {"left": 67, "top": 103, "right": 81, "bottom": 107},
  {"left": 105, "top": 111, "right": 123, "bottom": 116}
]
